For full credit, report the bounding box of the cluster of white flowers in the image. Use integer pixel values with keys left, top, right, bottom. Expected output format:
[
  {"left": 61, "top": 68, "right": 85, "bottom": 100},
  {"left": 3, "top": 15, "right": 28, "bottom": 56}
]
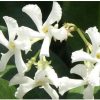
[{"left": 0, "top": 1, "right": 100, "bottom": 99}]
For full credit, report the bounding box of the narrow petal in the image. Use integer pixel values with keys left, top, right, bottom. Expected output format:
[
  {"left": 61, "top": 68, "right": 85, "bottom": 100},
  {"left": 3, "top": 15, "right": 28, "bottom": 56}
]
[
  {"left": 86, "top": 27, "right": 100, "bottom": 54},
  {"left": 0, "top": 51, "right": 13, "bottom": 72},
  {"left": 71, "top": 49, "right": 96, "bottom": 63},
  {"left": 70, "top": 64, "right": 87, "bottom": 79},
  {"left": 44, "top": 2, "right": 62, "bottom": 25},
  {"left": 59, "top": 77, "right": 84, "bottom": 95},
  {"left": 19, "top": 26, "right": 45, "bottom": 39},
  {"left": 88, "top": 63, "right": 100, "bottom": 86},
  {"left": 3, "top": 16, "right": 18, "bottom": 41},
  {"left": 9, "top": 73, "right": 34, "bottom": 86},
  {"left": 0, "top": 30, "right": 9, "bottom": 48},
  {"left": 43, "top": 83, "right": 59, "bottom": 99},
  {"left": 40, "top": 35, "right": 51, "bottom": 58},
  {"left": 22, "top": 4, "right": 42, "bottom": 31},
  {"left": 15, "top": 80, "right": 36, "bottom": 99},
  {"left": 15, "top": 50, "right": 28, "bottom": 73},
  {"left": 83, "top": 85, "right": 94, "bottom": 99},
  {"left": 50, "top": 26, "right": 68, "bottom": 42},
  {"left": 45, "top": 66, "right": 59, "bottom": 87}
]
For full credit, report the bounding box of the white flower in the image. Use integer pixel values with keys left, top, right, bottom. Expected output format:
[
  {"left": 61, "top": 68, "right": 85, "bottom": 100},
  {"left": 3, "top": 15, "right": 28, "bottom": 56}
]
[
  {"left": 22, "top": 2, "right": 68, "bottom": 58},
  {"left": 0, "top": 16, "right": 44, "bottom": 73},
  {"left": 59, "top": 63, "right": 100, "bottom": 99},
  {"left": 72, "top": 27, "right": 100, "bottom": 63},
  {"left": 10, "top": 65, "right": 59, "bottom": 99}
]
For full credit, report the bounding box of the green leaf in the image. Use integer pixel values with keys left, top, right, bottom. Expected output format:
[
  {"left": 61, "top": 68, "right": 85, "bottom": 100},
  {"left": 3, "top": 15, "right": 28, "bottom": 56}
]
[
  {"left": 0, "top": 78, "right": 16, "bottom": 99},
  {"left": 0, "top": 25, "right": 7, "bottom": 33},
  {"left": 0, "top": 65, "right": 16, "bottom": 78},
  {"left": 67, "top": 86, "right": 83, "bottom": 99},
  {"left": 94, "top": 86, "right": 100, "bottom": 99}
]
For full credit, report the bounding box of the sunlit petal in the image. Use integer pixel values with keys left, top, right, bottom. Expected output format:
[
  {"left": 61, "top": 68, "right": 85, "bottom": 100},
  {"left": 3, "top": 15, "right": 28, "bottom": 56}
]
[
  {"left": 3, "top": 16, "right": 18, "bottom": 41},
  {"left": 43, "top": 83, "right": 59, "bottom": 99},
  {"left": 9, "top": 73, "right": 34, "bottom": 86},
  {"left": 71, "top": 49, "right": 96, "bottom": 63},
  {"left": 70, "top": 64, "right": 87, "bottom": 79},
  {"left": 86, "top": 27, "right": 100, "bottom": 55},
  {"left": 40, "top": 35, "right": 51, "bottom": 58},
  {"left": 50, "top": 26, "right": 68, "bottom": 42},
  {"left": 88, "top": 63, "right": 100, "bottom": 86},
  {"left": 15, "top": 50, "right": 28, "bottom": 73},
  {"left": 15, "top": 80, "right": 36, "bottom": 99},
  {"left": 44, "top": 2, "right": 62, "bottom": 25},
  {"left": 0, "top": 51, "right": 13, "bottom": 72},
  {"left": 59, "top": 77, "right": 84, "bottom": 95},
  {"left": 22, "top": 4, "right": 42, "bottom": 31}
]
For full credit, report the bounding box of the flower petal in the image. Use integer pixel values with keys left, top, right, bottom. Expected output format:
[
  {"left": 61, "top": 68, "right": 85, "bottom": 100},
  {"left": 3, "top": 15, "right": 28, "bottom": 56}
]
[
  {"left": 15, "top": 50, "right": 28, "bottom": 73},
  {"left": 45, "top": 66, "right": 59, "bottom": 87},
  {"left": 70, "top": 64, "right": 87, "bottom": 79},
  {"left": 83, "top": 85, "right": 94, "bottom": 99},
  {"left": 0, "top": 51, "right": 13, "bottom": 72},
  {"left": 43, "top": 83, "right": 59, "bottom": 99},
  {"left": 88, "top": 63, "right": 100, "bottom": 86},
  {"left": 40, "top": 35, "right": 51, "bottom": 58},
  {"left": 0, "top": 30, "right": 9, "bottom": 48},
  {"left": 59, "top": 77, "right": 84, "bottom": 95},
  {"left": 15, "top": 79, "right": 36, "bottom": 99},
  {"left": 19, "top": 26, "right": 45, "bottom": 39},
  {"left": 22, "top": 4, "right": 42, "bottom": 31},
  {"left": 71, "top": 49, "right": 96, "bottom": 63},
  {"left": 85, "top": 27, "right": 100, "bottom": 54},
  {"left": 50, "top": 26, "right": 68, "bottom": 42},
  {"left": 3, "top": 16, "right": 18, "bottom": 41},
  {"left": 9, "top": 73, "right": 34, "bottom": 86},
  {"left": 44, "top": 2, "right": 62, "bottom": 25}
]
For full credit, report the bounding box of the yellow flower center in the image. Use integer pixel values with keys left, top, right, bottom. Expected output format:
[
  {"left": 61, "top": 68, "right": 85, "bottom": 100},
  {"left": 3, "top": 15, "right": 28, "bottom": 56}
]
[
  {"left": 96, "top": 53, "right": 100, "bottom": 59},
  {"left": 8, "top": 41, "right": 15, "bottom": 50},
  {"left": 42, "top": 26, "right": 48, "bottom": 33}
]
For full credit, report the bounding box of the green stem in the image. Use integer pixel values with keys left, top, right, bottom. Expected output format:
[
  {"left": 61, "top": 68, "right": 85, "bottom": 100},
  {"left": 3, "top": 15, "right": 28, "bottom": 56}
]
[{"left": 76, "top": 28, "right": 92, "bottom": 51}]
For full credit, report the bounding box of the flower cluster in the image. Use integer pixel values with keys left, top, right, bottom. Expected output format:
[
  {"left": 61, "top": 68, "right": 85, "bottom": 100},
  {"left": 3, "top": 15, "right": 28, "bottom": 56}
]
[{"left": 0, "top": 1, "right": 100, "bottom": 99}]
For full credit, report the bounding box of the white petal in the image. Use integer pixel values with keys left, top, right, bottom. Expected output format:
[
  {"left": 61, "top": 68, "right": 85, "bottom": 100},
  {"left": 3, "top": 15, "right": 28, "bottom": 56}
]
[
  {"left": 88, "top": 63, "right": 100, "bottom": 86},
  {"left": 40, "top": 35, "right": 51, "bottom": 58},
  {"left": 45, "top": 66, "right": 59, "bottom": 87},
  {"left": 83, "top": 85, "right": 94, "bottom": 99},
  {"left": 50, "top": 26, "right": 68, "bottom": 42},
  {"left": 71, "top": 49, "right": 96, "bottom": 63},
  {"left": 19, "top": 26, "right": 45, "bottom": 39},
  {"left": 70, "top": 64, "right": 87, "bottom": 79},
  {"left": 59, "top": 77, "right": 84, "bottom": 95},
  {"left": 86, "top": 27, "right": 100, "bottom": 54},
  {"left": 43, "top": 83, "right": 59, "bottom": 99},
  {"left": 44, "top": 2, "right": 62, "bottom": 25},
  {"left": 9, "top": 73, "right": 34, "bottom": 86},
  {"left": 15, "top": 50, "right": 28, "bottom": 73},
  {"left": 14, "top": 39, "right": 31, "bottom": 54},
  {"left": 0, "top": 30, "right": 9, "bottom": 48},
  {"left": 22, "top": 4, "right": 42, "bottom": 31},
  {"left": 3, "top": 16, "right": 18, "bottom": 41},
  {"left": 15, "top": 79, "right": 36, "bottom": 99},
  {"left": 0, "top": 51, "right": 13, "bottom": 72}
]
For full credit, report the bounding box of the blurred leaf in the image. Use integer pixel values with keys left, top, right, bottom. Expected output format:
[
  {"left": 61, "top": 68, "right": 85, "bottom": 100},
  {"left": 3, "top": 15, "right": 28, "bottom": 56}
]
[
  {"left": 0, "top": 25, "right": 7, "bottom": 33},
  {"left": 67, "top": 86, "right": 83, "bottom": 99},
  {"left": 0, "top": 78, "right": 16, "bottom": 99},
  {"left": 94, "top": 86, "right": 100, "bottom": 99},
  {"left": 0, "top": 65, "right": 15, "bottom": 78}
]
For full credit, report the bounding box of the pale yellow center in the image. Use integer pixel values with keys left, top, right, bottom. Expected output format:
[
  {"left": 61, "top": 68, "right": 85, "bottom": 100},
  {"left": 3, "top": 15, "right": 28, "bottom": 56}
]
[
  {"left": 96, "top": 53, "right": 100, "bottom": 59},
  {"left": 42, "top": 26, "right": 48, "bottom": 33},
  {"left": 8, "top": 41, "right": 15, "bottom": 50}
]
